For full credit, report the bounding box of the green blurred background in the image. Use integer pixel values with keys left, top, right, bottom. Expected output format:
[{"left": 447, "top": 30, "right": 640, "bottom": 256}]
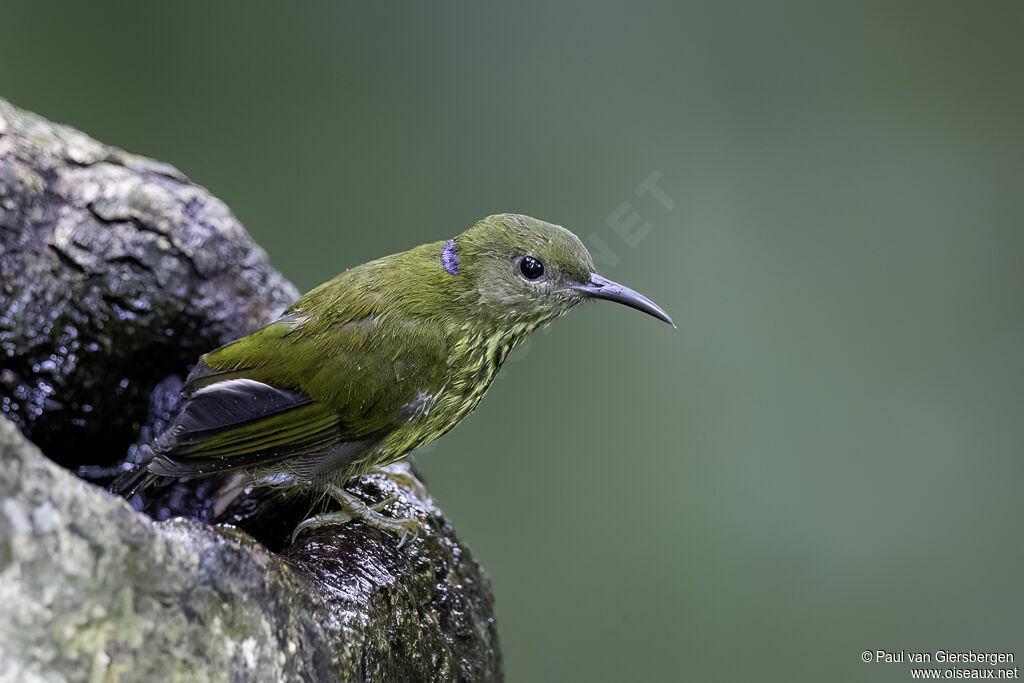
[{"left": 3, "top": 2, "right": 1022, "bottom": 680}]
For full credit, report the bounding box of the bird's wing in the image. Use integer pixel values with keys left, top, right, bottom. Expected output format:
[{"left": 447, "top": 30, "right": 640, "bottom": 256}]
[
  {"left": 148, "top": 378, "right": 341, "bottom": 475},
  {"left": 149, "top": 301, "right": 449, "bottom": 477}
]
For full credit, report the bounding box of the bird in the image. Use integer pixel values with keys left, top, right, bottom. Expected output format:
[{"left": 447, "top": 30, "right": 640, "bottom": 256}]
[{"left": 116, "top": 213, "right": 673, "bottom": 544}]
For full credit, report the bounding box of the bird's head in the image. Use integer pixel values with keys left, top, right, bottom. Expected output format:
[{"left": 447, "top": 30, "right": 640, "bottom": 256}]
[{"left": 452, "top": 213, "right": 673, "bottom": 331}]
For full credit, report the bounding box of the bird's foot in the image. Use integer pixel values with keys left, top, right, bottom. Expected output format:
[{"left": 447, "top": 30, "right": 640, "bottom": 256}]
[{"left": 291, "top": 486, "right": 421, "bottom": 547}]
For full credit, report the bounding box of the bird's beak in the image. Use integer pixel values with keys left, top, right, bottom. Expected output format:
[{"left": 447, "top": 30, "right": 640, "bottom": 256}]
[{"left": 573, "top": 273, "right": 675, "bottom": 327}]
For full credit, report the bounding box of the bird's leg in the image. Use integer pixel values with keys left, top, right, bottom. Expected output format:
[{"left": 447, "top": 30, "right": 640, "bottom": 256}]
[{"left": 291, "top": 484, "right": 420, "bottom": 546}]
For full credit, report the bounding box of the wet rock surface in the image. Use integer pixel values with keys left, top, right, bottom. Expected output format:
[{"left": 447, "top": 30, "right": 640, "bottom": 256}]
[
  {"left": 0, "top": 97, "right": 298, "bottom": 471},
  {"left": 0, "top": 99, "right": 502, "bottom": 682},
  {"left": 0, "top": 420, "right": 500, "bottom": 682}
]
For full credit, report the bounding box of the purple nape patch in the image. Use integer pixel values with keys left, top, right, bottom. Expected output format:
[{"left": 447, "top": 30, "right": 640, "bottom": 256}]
[{"left": 442, "top": 239, "right": 459, "bottom": 275}]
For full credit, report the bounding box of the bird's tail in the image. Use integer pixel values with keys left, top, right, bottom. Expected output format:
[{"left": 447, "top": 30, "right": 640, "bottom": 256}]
[{"left": 109, "top": 464, "right": 159, "bottom": 502}]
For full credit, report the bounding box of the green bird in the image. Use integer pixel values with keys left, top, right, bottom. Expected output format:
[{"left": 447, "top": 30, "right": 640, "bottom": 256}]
[{"left": 121, "top": 213, "right": 672, "bottom": 543}]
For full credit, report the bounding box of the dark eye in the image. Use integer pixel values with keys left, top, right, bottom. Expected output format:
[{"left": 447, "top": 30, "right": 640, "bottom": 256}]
[{"left": 519, "top": 256, "right": 545, "bottom": 280}]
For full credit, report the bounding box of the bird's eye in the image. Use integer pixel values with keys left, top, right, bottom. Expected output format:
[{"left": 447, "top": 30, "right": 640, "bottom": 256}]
[{"left": 518, "top": 256, "right": 545, "bottom": 280}]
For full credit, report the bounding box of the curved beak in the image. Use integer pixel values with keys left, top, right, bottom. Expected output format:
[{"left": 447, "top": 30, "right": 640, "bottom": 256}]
[{"left": 573, "top": 273, "right": 675, "bottom": 327}]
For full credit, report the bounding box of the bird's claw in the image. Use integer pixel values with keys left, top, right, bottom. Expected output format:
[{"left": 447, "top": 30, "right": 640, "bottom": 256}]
[
  {"left": 290, "top": 486, "right": 421, "bottom": 547},
  {"left": 290, "top": 510, "right": 353, "bottom": 544}
]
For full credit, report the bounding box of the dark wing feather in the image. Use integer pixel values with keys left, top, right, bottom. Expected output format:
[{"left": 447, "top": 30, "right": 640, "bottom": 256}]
[
  {"left": 161, "top": 378, "right": 313, "bottom": 447},
  {"left": 149, "top": 377, "right": 345, "bottom": 476}
]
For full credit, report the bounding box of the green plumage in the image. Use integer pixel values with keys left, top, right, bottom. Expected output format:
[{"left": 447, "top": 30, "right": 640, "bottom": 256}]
[{"left": 132, "top": 213, "right": 672, "bottom": 540}]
